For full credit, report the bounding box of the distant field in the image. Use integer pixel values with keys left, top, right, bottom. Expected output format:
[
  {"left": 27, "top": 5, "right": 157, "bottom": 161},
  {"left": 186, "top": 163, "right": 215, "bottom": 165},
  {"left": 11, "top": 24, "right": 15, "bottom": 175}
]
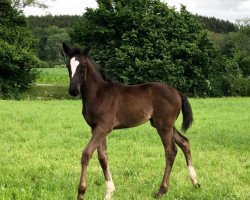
[
  {"left": 0, "top": 98, "right": 249, "bottom": 199},
  {"left": 22, "top": 68, "right": 70, "bottom": 100},
  {"left": 36, "top": 68, "right": 69, "bottom": 85},
  {"left": 22, "top": 84, "right": 71, "bottom": 100}
]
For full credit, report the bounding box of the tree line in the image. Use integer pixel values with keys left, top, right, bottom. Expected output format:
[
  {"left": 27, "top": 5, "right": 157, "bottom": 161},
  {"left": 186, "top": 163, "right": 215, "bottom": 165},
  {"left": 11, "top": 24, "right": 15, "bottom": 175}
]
[
  {"left": 193, "top": 15, "right": 238, "bottom": 33},
  {"left": 27, "top": 13, "right": 239, "bottom": 67}
]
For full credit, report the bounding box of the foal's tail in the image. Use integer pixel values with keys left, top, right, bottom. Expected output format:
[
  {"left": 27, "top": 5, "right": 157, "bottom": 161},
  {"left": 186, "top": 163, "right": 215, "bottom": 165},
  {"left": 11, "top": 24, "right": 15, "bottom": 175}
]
[{"left": 179, "top": 92, "right": 193, "bottom": 132}]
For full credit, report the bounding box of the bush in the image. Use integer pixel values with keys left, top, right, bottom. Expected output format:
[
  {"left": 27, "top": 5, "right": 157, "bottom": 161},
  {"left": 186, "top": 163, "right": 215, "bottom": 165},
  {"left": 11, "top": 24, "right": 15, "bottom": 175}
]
[
  {"left": 229, "top": 76, "right": 250, "bottom": 96},
  {"left": 71, "top": 0, "right": 232, "bottom": 97},
  {"left": 0, "top": 0, "right": 41, "bottom": 99},
  {"left": 0, "top": 40, "right": 39, "bottom": 99}
]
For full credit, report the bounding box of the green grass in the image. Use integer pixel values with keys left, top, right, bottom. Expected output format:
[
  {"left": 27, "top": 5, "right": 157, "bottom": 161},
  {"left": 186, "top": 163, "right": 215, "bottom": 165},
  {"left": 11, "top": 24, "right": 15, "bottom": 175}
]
[
  {"left": 36, "top": 68, "right": 69, "bottom": 85},
  {"left": 0, "top": 98, "right": 249, "bottom": 199}
]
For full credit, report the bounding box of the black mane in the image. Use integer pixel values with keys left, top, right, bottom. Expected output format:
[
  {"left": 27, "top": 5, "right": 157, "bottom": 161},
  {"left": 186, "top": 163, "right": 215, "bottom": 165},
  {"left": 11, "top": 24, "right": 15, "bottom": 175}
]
[{"left": 88, "top": 56, "right": 113, "bottom": 82}]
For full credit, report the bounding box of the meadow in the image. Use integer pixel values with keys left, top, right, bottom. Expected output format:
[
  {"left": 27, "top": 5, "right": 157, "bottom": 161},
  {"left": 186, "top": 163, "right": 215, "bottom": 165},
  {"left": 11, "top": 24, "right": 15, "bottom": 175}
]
[
  {"left": 0, "top": 98, "right": 249, "bottom": 200},
  {"left": 36, "top": 68, "right": 69, "bottom": 85}
]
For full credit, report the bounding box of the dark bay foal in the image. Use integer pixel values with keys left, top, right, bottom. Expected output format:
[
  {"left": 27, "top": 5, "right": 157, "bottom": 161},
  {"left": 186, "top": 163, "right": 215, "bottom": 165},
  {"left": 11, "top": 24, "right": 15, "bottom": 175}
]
[{"left": 62, "top": 43, "right": 199, "bottom": 200}]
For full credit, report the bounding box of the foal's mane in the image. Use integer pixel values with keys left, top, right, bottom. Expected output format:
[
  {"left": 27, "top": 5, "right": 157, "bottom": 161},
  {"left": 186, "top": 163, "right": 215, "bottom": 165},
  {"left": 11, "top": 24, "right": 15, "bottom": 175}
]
[{"left": 87, "top": 56, "right": 112, "bottom": 82}]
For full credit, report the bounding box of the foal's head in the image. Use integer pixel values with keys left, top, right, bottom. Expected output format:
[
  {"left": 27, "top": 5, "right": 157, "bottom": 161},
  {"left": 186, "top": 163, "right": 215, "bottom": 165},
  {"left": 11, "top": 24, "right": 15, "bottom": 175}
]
[{"left": 62, "top": 42, "right": 91, "bottom": 96}]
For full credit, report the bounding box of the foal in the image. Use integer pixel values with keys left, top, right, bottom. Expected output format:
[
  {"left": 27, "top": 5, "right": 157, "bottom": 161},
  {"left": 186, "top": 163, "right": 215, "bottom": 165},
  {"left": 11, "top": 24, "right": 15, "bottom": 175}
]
[{"left": 62, "top": 43, "right": 199, "bottom": 200}]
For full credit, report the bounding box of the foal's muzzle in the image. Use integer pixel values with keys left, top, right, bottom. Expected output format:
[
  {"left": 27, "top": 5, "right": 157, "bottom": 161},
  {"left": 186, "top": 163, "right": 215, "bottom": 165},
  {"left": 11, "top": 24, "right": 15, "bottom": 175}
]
[{"left": 69, "top": 87, "right": 78, "bottom": 97}]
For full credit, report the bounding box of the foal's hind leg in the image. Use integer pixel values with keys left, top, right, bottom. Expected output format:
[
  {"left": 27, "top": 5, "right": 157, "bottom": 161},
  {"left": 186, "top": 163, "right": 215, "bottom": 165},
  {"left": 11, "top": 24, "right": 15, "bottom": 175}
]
[
  {"left": 173, "top": 128, "right": 199, "bottom": 187},
  {"left": 156, "top": 127, "right": 177, "bottom": 198},
  {"left": 97, "top": 139, "right": 115, "bottom": 200}
]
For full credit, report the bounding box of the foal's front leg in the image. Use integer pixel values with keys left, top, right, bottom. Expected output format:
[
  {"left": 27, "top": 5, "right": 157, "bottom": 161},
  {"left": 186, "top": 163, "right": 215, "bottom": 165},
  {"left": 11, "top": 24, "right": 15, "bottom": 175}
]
[
  {"left": 97, "top": 139, "right": 115, "bottom": 200},
  {"left": 78, "top": 126, "right": 111, "bottom": 200}
]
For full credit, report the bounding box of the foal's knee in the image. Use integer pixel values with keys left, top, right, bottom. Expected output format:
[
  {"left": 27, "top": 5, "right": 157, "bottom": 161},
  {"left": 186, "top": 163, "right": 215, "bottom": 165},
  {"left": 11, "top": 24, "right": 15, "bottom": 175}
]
[{"left": 81, "top": 150, "right": 91, "bottom": 165}]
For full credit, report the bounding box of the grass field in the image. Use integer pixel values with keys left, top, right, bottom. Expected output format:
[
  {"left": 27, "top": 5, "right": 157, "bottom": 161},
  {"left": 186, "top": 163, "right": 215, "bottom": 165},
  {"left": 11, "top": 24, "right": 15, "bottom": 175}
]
[
  {"left": 36, "top": 68, "right": 69, "bottom": 85},
  {"left": 0, "top": 98, "right": 249, "bottom": 200}
]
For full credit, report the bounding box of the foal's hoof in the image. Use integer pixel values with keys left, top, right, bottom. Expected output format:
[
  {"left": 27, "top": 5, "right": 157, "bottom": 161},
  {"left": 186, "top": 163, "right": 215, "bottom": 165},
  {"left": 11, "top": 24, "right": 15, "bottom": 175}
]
[
  {"left": 154, "top": 193, "right": 162, "bottom": 199},
  {"left": 154, "top": 187, "right": 167, "bottom": 199},
  {"left": 191, "top": 179, "right": 201, "bottom": 188},
  {"left": 194, "top": 183, "right": 201, "bottom": 188},
  {"left": 77, "top": 194, "right": 84, "bottom": 200},
  {"left": 154, "top": 192, "right": 165, "bottom": 199},
  {"left": 77, "top": 186, "right": 86, "bottom": 200},
  {"left": 77, "top": 191, "right": 85, "bottom": 200}
]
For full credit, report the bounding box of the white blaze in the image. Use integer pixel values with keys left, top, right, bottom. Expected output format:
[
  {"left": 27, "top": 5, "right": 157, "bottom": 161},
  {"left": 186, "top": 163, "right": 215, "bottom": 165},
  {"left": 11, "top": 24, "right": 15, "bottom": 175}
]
[{"left": 70, "top": 57, "right": 80, "bottom": 77}]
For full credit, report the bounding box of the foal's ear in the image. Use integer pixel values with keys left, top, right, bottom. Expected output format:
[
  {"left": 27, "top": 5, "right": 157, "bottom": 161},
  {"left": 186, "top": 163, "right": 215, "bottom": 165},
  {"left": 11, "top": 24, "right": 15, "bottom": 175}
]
[
  {"left": 62, "top": 42, "right": 71, "bottom": 56},
  {"left": 83, "top": 45, "right": 91, "bottom": 55}
]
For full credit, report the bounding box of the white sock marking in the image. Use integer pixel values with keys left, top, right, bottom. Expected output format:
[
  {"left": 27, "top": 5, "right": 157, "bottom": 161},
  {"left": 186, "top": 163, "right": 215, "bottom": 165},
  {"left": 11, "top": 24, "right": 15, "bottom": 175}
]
[
  {"left": 105, "top": 179, "right": 115, "bottom": 200},
  {"left": 188, "top": 166, "right": 198, "bottom": 185},
  {"left": 70, "top": 57, "right": 79, "bottom": 77}
]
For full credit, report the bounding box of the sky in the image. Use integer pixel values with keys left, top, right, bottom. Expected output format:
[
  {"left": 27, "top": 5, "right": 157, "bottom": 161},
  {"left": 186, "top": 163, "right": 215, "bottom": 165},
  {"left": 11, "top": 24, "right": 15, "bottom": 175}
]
[{"left": 23, "top": 0, "right": 250, "bottom": 23}]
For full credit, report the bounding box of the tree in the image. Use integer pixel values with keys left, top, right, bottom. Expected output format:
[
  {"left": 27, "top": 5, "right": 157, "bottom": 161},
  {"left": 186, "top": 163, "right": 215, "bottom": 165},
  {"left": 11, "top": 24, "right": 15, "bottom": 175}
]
[
  {"left": 206, "top": 18, "right": 250, "bottom": 96},
  {"left": 194, "top": 15, "right": 238, "bottom": 33},
  {"left": 11, "top": 0, "right": 48, "bottom": 9},
  {"left": 0, "top": 0, "right": 41, "bottom": 98},
  {"left": 71, "top": 0, "right": 230, "bottom": 97},
  {"left": 32, "top": 26, "right": 70, "bottom": 65},
  {"left": 27, "top": 15, "right": 79, "bottom": 65}
]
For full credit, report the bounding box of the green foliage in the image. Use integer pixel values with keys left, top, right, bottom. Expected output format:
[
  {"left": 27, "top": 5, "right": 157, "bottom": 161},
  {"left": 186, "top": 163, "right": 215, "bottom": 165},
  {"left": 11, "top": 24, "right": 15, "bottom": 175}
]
[
  {"left": 210, "top": 19, "right": 250, "bottom": 78},
  {"left": 27, "top": 16, "right": 81, "bottom": 66},
  {"left": 193, "top": 15, "right": 238, "bottom": 33},
  {"left": 207, "top": 20, "right": 250, "bottom": 96},
  {"left": 0, "top": 40, "right": 39, "bottom": 99},
  {"left": 28, "top": 15, "right": 81, "bottom": 29},
  {"left": 71, "top": 0, "right": 232, "bottom": 97},
  {"left": 11, "top": 0, "right": 48, "bottom": 9},
  {"left": 223, "top": 24, "right": 250, "bottom": 77},
  {"left": 0, "top": 0, "right": 34, "bottom": 48},
  {"left": 31, "top": 26, "right": 70, "bottom": 66},
  {"left": 0, "top": 0, "right": 40, "bottom": 99}
]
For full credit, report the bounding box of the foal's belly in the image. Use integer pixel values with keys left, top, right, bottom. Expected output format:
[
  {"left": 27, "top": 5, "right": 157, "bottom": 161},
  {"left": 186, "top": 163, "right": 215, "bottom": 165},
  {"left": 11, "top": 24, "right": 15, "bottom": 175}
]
[{"left": 115, "top": 107, "right": 152, "bottom": 129}]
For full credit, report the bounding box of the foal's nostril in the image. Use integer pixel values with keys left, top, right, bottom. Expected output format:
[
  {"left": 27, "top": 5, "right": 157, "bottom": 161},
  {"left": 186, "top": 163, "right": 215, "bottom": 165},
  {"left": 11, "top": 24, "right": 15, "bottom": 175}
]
[{"left": 69, "top": 88, "right": 78, "bottom": 97}]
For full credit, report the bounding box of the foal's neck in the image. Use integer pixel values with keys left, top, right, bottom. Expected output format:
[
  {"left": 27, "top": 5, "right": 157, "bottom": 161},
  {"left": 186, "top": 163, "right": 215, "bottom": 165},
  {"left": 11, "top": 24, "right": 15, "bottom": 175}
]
[{"left": 80, "top": 57, "right": 105, "bottom": 101}]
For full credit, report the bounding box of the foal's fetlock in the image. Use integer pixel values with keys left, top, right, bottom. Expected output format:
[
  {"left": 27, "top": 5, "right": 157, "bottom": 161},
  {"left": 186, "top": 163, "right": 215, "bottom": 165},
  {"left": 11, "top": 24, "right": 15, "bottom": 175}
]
[
  {"left": 77, "top": 186, "right": 86, "bottom": 200},
  {"left": 104, "top": 181, "right": 115, "bottom": 200}
]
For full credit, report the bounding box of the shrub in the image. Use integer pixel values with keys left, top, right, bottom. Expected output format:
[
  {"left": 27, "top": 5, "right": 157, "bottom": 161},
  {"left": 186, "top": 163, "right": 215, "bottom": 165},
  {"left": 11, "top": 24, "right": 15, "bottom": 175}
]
[
  {"left": 0, "top": 40, "right": 39, "bottom": 99},
  {"left": 0, "top": 0, "right": 40, "bottom": 99},
  {"left": 71, "top": 0, "right": 232, "bottom": 97}
]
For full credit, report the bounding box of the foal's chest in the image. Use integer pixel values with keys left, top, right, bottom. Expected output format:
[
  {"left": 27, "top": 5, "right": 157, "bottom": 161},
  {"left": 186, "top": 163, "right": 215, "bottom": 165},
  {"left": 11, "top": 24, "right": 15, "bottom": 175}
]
[
  {"left": 82, "top": 102, "right": 108, "bottom": 127},
  {"left": 82, "top": 105, "right": 96, "bottom": 127}
]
